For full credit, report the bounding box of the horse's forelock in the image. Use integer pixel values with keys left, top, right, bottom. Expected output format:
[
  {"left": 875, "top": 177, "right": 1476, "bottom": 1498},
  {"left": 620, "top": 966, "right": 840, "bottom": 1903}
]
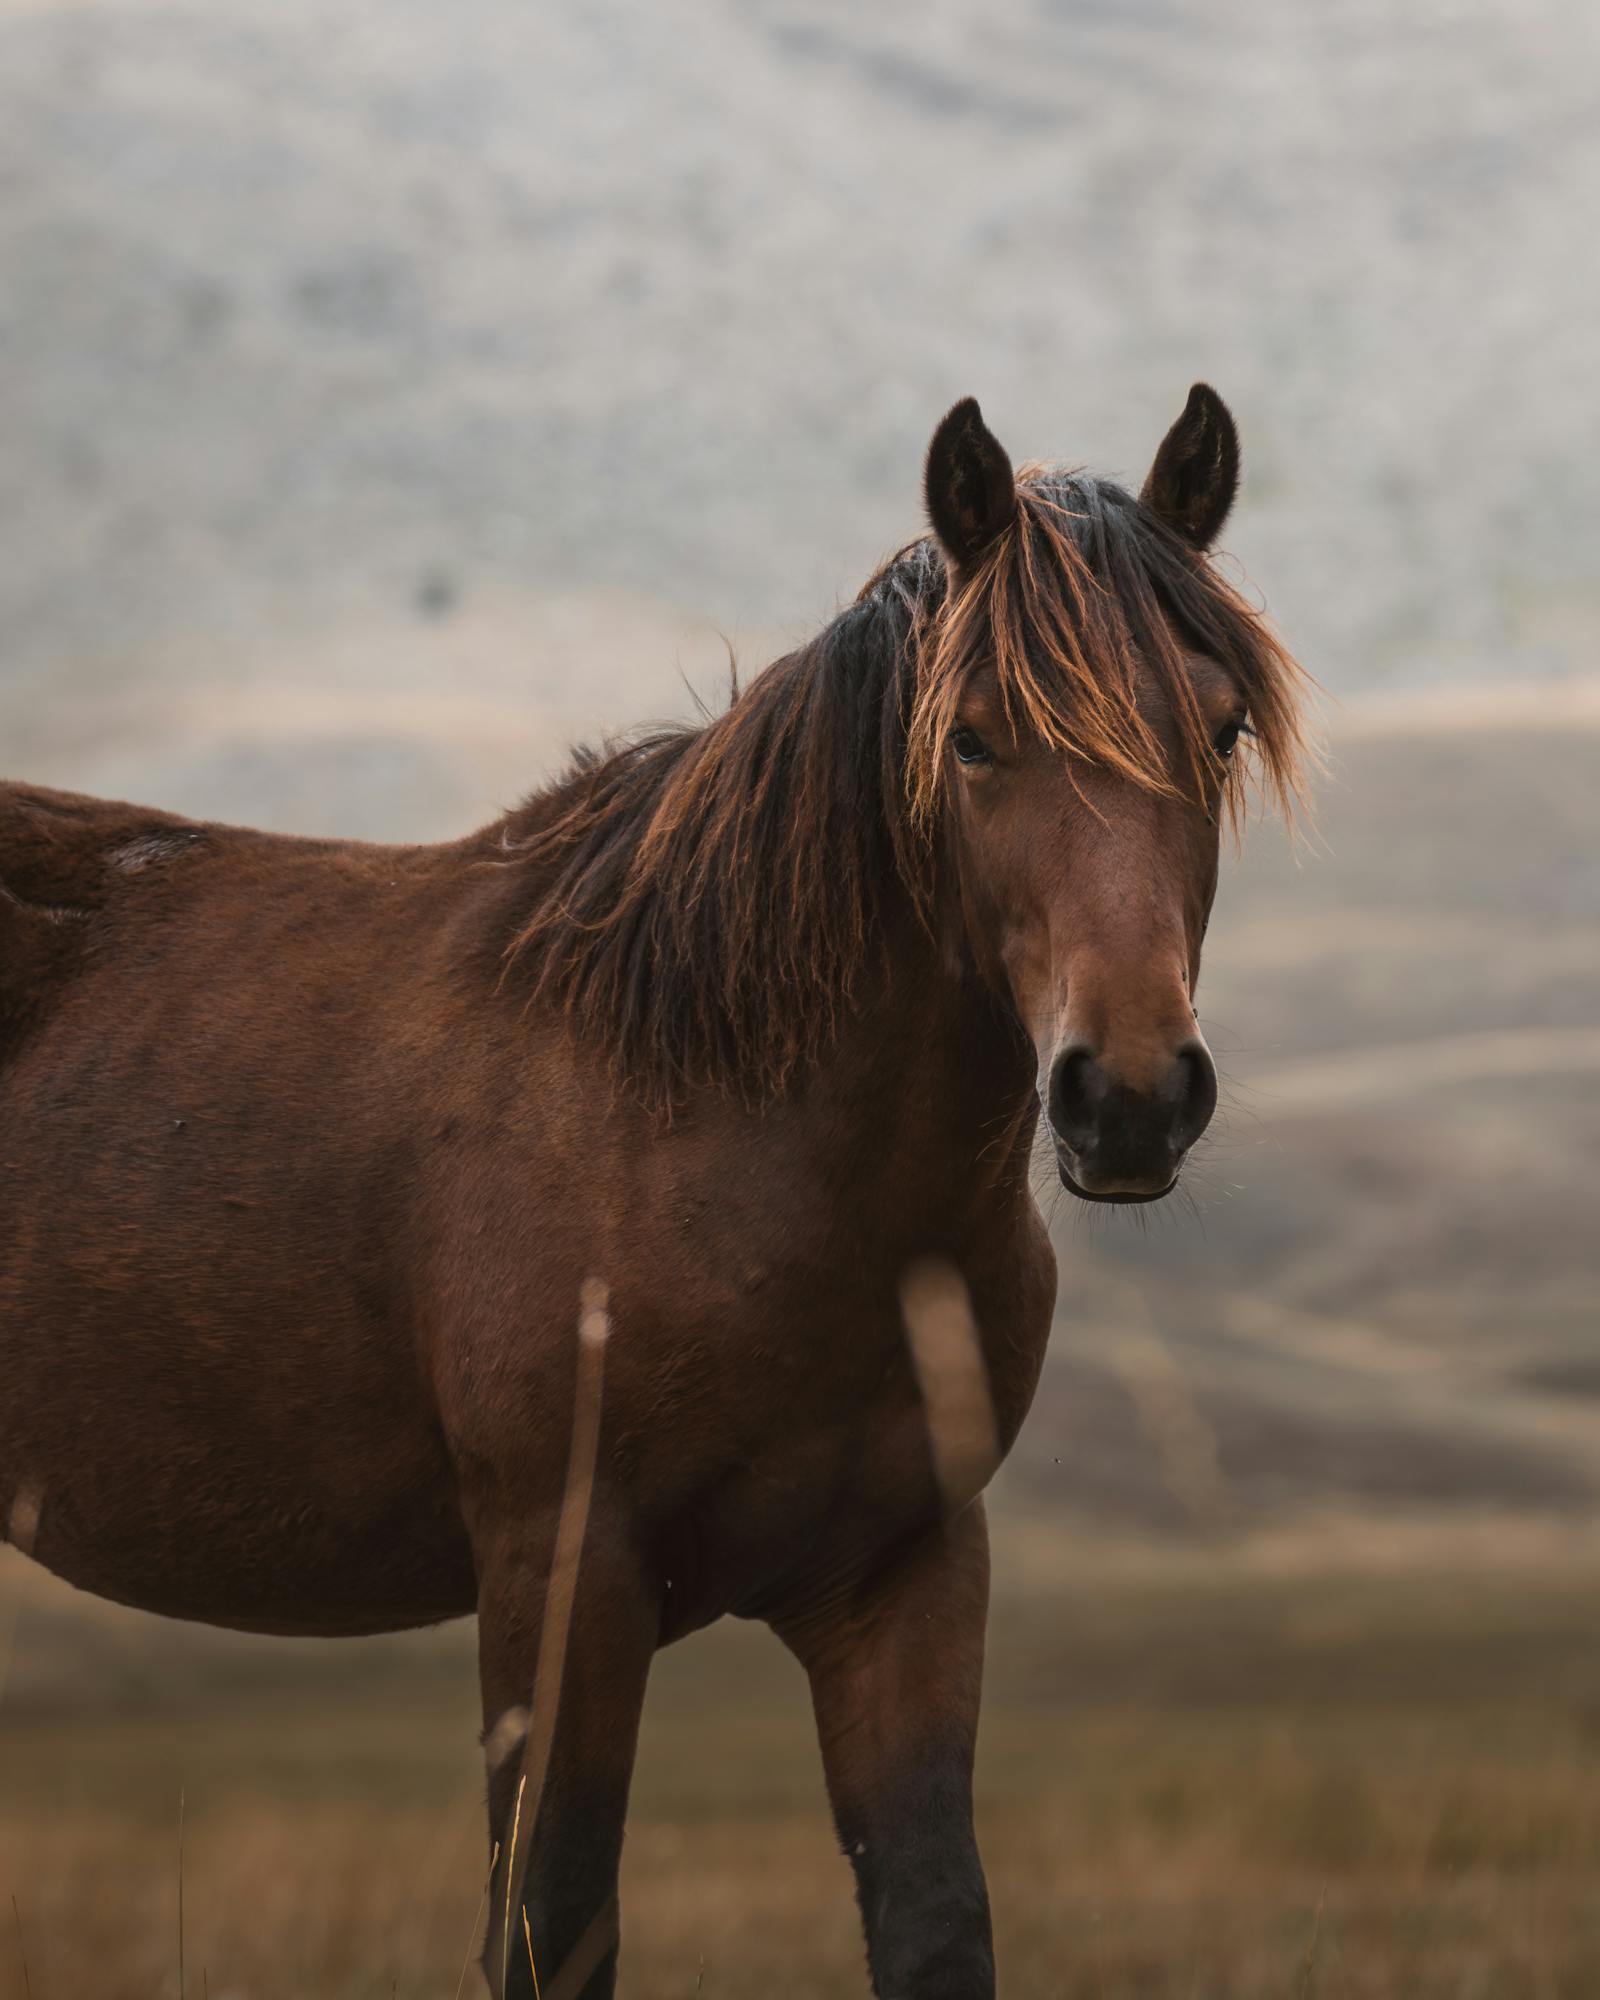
[{"left": 905, "top": 469, "right": 1311, "bottom": 837}]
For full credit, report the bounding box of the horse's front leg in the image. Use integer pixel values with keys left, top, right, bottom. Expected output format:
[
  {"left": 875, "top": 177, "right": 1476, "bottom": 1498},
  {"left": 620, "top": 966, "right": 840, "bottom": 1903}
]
[
  {"left": 473, "top": 1506, "right": 658, "bottom": 2000},
  {"left": 776, "top": 1501, "right": 995, "bottom": 2000}
]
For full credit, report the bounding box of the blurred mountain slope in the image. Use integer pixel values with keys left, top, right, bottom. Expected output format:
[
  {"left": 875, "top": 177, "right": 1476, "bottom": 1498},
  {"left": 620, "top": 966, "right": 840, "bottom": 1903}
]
[{"left": 2, "top": 0, "right": 1598, "bottom": 719}]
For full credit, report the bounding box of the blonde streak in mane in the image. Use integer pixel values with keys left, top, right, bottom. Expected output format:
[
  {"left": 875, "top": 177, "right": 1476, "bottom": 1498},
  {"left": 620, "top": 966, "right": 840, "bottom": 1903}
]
[
  {"left": 1019, "top": 515, "right": 1114, "bottom": 812},
  {"left": 1014, "top": 502, "right": 1139, "bottom": 778}
]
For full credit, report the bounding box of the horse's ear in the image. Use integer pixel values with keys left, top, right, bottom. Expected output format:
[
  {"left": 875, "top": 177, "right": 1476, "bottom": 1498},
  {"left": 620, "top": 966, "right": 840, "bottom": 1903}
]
[
  {"left": 925, "top": 398, "right": 1016, "bottom": 568},
  {"left": 1140, "top": 383, "right": 1240, "bottom": 551}
]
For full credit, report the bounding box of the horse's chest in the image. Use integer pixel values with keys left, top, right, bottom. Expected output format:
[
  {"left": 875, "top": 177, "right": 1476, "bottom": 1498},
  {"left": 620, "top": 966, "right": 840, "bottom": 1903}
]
[{"left": 639, "top": 1216, "right": 1056, "bottom": 1632}]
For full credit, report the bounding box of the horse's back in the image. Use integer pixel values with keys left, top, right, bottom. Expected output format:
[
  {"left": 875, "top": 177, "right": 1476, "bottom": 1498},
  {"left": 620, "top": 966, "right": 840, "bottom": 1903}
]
[
  {"left": 1, "top": 776, "right": 198, "bottom": 870},
  {"left": 0, "top": 782, "right": 188, "bottom": 1045}
]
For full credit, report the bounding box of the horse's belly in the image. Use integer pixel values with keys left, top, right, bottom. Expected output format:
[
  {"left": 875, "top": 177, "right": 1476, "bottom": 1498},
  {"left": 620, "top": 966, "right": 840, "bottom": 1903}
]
[
  {"left": 0, "top": 997, "right": 480, "bottom": 1634},
  {"left": 0, "top": 1193, "right": 476, "bottom": 1635},
  {"left": 2, "top": 1399, "right": 475, "bottom": 1636},
  {"left": 0, "top": 1360, "right": 476, "bottom": 1635}
]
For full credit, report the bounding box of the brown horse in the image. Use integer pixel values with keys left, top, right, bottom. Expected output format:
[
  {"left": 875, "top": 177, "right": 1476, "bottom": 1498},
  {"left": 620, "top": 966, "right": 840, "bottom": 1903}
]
[{"left": 0, "top": 387, "right": 1304, "bottom": 1998}]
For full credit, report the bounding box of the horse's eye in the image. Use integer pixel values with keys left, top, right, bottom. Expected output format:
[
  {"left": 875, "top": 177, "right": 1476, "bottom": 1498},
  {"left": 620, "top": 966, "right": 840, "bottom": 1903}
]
[
  {"left": 950, "top": 724, "right": 993, "bottom": 767},
  {"left": 1213, "top": 718, "right": 1247, "bottom": 760}
]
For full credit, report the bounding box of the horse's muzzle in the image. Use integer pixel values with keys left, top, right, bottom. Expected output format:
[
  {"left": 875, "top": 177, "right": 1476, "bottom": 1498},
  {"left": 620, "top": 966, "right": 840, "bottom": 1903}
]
[{"left": 1046, "top": 1037, "right": 1217, "bottom": 1203}]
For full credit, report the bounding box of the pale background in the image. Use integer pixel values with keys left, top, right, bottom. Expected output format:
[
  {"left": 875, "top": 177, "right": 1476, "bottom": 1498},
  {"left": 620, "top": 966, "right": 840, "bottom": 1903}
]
[{"left": 2, "top": 3, "right": 1598, "bottom": 1995}]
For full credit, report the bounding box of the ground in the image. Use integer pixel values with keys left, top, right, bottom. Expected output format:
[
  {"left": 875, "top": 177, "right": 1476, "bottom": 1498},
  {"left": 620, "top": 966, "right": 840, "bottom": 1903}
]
[{"left": 5, "top": 1530, "right": 1600, "bottom": 1999}]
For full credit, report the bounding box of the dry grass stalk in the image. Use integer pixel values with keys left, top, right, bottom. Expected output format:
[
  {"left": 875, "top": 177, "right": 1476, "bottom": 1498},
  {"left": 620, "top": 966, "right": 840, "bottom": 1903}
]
[
  {"left": 454, "top": 1839, "right": 500, "bottom": 2000},
  {"left": 10, "top": 1892, "right": 31, "bottom": 2000},
  {"left": 177, "top": 1787, "right": 186, "bottom": 2000},
  {"left": 898, "top": 1259, "right": 1000, "bottom": 1515},
  {"left": 1297, "top": 1884, "right": 1328, "bottom": 1999},
  {"left": 0, "top": 1485, "right": 43, "bottom": 1716},
  {"left": 522, "top": 1908, "right": 542, "bottom": 1999},
  {"left": 494, "top": 1277, "right": 611, "bottom": 1998},
  {"left": 500, "top": 1774, "right": 528, "bottom": 1996}
]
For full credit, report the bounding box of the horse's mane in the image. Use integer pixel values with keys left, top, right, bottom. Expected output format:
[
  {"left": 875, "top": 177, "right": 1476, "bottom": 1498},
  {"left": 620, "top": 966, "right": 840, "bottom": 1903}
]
[{"left": 502, "top": 471, "right": 1307, "bottom": 1104}]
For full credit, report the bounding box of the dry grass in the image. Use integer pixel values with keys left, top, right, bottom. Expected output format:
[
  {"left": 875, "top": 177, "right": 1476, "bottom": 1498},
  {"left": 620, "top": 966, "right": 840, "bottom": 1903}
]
[{"left": 5, "top": 1548, "right": 1600, "bottom": 1997}]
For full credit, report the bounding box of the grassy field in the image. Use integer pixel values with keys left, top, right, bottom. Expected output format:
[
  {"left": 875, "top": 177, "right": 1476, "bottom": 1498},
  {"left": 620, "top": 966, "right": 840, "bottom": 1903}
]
[{"left": 5, "top": 1536, "right": 1600, "bottom": 1998}]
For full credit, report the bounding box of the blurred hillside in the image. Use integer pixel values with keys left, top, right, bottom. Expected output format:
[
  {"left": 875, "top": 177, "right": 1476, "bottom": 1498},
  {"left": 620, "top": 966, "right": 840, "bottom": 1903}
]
[{"left": 2, "top": 0, "right": 1599, "bottom": 728}]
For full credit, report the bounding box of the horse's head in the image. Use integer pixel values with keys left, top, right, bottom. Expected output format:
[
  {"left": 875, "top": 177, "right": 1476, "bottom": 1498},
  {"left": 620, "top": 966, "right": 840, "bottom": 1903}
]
[{"left": 909, "top": 388, "right": 1306, "bottom": 1203}]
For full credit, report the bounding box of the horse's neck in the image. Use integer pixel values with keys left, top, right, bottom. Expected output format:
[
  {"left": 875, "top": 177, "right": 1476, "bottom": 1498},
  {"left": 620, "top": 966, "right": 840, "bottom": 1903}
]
[{"left": 821, "top": 916, "right": 1042, "bottom": 1224}]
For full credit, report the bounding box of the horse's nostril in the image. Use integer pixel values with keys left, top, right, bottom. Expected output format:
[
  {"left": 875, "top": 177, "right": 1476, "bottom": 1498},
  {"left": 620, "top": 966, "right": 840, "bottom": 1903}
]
[
  {"left": 1049, "top": 1036, "right": 1217, "bottom": 1165},
  {"left": 1170, "top": 1039, "right": 1219, "bottom": 1149},
  {"left": 1047, "top": 1041, "right": 1107, "bottom": 1147}
]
